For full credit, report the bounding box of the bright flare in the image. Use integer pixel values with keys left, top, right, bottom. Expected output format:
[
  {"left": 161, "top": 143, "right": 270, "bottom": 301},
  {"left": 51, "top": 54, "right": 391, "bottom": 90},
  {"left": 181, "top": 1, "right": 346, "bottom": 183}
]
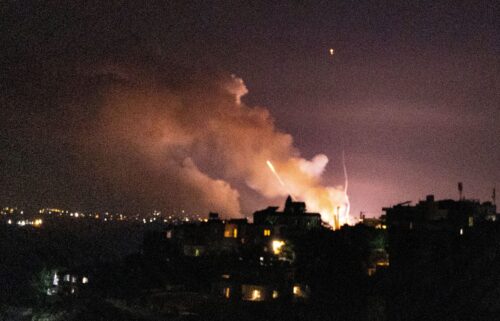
[
  {"left": 266, "top": 160, "right": 286, "bottom": 187},
  {"left": 272, "top": 240, "right": 285, "bottom": 254}
]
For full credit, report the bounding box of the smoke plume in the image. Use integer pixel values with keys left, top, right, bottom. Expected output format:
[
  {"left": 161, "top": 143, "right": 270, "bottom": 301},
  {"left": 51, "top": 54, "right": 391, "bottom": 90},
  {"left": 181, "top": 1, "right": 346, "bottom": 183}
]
[{"left": 82, "top": 68, "right": 349, "bottom": 226}]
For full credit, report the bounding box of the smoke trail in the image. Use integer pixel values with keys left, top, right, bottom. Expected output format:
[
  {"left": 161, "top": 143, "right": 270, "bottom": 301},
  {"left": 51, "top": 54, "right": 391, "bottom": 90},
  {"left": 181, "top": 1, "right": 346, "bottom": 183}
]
[{"left": 342, "top": 150, "right": 351, "bottom": 225}]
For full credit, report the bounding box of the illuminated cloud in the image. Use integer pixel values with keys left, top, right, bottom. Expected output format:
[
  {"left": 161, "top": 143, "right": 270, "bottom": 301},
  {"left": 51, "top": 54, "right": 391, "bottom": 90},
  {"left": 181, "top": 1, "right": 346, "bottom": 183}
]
[{"left": 80, "top": 68, "right": 349, "bottom": 225}]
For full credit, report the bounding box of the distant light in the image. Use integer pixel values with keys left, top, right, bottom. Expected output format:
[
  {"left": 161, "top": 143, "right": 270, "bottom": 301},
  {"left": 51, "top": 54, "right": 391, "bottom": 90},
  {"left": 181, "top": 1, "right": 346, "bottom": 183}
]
[
  {"left": 7, "top": 219, "right": 12, "bottom": 225},
  {"left": 251, "top": 289, "right": 261, "bottom": 301},
  {"left": 272, "top": 290, "right": 279, "bottom": 299},
  {"left": 52, "top": 272, "right": 59, "bottom": 286},
  {"left": 460, "top": 228, "right": 464, "bottom": 235},
  {"left": 329, "top": 48, "right": 335, "bottom": 56},
  {"left": 82, "top": 277, "right": 88, "bottom": 284},
  {"left": 272, "top": 240, "right": 285, "bottom": 255},
  {"left": 293, "top": 285, "right": 304, "bottom": 297}
]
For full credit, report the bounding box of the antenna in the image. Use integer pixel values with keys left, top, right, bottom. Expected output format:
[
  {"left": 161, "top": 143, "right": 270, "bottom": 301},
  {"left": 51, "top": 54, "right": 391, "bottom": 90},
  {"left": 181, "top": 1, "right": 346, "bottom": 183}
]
[
  {"left": 493, "top": 187, "right": 496, "bottom": 205},
  {"left": 458, "top": 182, "right": 463, "bottom": 200}
]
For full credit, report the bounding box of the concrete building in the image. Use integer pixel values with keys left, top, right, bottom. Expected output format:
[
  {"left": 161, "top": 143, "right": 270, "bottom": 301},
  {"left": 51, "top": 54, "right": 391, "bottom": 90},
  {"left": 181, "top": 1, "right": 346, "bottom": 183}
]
[{"left": 385, "top": 194, "right": 497, "bottom": 268}]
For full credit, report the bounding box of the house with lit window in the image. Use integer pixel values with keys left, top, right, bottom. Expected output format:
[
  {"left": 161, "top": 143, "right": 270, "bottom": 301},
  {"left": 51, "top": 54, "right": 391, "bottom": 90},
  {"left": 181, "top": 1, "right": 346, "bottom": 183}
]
[
  {"left": 46, "top": 269, "right": 90, "bottom": 296},
  {"left": 213, "top": 266, "right": 310, "bottom": 303}
]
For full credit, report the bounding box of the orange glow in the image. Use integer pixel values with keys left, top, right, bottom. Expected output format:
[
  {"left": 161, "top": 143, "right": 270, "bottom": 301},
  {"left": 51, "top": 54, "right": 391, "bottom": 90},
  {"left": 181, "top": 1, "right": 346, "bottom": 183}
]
[
  {"left": 224, "top": 224, "right": 238, "bottom": 238},
  {"left": 272, "top": 240, "right": 285, "bottom": 254}
]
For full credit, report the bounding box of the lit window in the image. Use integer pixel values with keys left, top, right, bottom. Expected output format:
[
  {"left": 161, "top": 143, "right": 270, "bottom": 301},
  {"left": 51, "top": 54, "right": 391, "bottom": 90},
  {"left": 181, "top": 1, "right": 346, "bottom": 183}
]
[
  {"left": 272, "top": 290, "right": 279, "bottom": 299},
  {"left": 233, "top": 228, "right": 238, "bottom": 238},
  {"left": 293, "top": 285, "right": 306, "bottom": 298},
  {"left": 263, "top": 229, "right": 271, "bottom": 236},
  {"left": 224, "top": 287, "right": 231, "bottom": 299},
  {"left": 64, "top": 274, "right": 70, "bottom": 282},
  {"left": 195, "top": 248, "right": 200, "bottom": 257},
  {"left": 82, "top": 277, "right": 88, "bottom": 284},
  {"left": 52, "top": 273, "right": 59, "bottom": 286},
  {"left": 251, "top": 289, "right": 261, "bottom": 301}
]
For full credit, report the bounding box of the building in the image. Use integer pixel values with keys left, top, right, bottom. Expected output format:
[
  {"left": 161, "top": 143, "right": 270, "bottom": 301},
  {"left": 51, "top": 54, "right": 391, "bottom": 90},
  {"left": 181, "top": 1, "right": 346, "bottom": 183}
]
[
  {"left": 253, "top": 195, "right": 322, "bottom": 234},
  {"left": 385, "top": 194, "right": 497, "bottom": 269},
  {"left": 145, "top": 196, "right": 325, "bottom": 303}
]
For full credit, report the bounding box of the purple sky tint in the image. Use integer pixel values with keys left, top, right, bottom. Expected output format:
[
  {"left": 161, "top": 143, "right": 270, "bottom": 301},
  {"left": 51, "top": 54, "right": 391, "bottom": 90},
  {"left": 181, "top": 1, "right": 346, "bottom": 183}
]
[{"left": 1, "top": 1, "right": 498, "bottom": 217}]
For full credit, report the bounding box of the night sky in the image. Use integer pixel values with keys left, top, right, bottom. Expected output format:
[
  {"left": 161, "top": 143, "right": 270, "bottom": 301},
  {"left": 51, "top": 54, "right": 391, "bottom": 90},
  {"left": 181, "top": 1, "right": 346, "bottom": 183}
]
[{"left": 1, "top": 1, "right": 499, "bottom": 218}]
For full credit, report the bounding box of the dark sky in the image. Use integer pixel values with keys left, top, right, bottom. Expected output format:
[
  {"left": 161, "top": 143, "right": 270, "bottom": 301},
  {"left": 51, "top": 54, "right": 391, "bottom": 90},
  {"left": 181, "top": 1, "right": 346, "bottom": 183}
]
[{"left": 1, "top": 1, "right": 499, "bottom": 217}]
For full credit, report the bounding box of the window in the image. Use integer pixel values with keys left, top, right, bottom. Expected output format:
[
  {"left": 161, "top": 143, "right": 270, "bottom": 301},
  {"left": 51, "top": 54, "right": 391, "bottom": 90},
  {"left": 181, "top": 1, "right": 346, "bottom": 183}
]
[
  {"left": 263, "top": 229, "right": 271, "bottom": 236},
  {"left": 251, "top": 289, "right": 261, "bottom": 300},
  {"left": 224, "top": 224, "right": 238, "bottom": 238}
]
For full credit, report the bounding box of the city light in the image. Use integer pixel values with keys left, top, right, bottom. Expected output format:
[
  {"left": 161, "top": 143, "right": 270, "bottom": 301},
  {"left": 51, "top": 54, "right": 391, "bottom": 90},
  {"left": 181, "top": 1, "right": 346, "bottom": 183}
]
[{"left": 272, "top": 240, "right": 285, "bottom": 255}]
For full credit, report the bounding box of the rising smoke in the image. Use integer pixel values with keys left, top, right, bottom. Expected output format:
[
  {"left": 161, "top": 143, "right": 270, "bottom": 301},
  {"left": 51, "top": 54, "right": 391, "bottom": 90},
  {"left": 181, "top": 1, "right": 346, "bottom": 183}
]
[{"left": 82, "top": 68, "right": 349, "bottom": 227}]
